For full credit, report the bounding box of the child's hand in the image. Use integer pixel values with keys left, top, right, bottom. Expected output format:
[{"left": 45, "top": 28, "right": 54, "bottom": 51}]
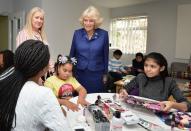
[
  {"left": 127, "top": 67, "right": 132, "bottom": 72},
  {"left": 137, "top": 69, "right": 143, "bottom": 72},
  {"left": 123, "top": 70, "right": 128, "bottom": 74},
  {"left": 77, "top": 98, "right": 90, "bottom": 107},
  {"left": 119, "top": 89, "right": 128, "bottom": 99},
  {"left": 116, "top": 70, "right": 122, "bottom": 74},
  {"left": 65, "top": 101, "right": 80, "bottom": 112},
  {"left": 160, "top": 101, "right": 174, "bottom": 112}
]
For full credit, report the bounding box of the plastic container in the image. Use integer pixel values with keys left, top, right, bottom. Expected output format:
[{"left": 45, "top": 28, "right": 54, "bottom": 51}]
[{"left": 111, "top": 111, "right": 123, "bottom": 131}]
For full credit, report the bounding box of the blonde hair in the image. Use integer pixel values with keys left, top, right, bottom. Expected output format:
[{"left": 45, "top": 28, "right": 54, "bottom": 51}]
[
  {"left": 24, "top": 7, "right": 47, "bottom": 42},
  {"left": 79, "top": 6, "right": 103, "bottom": 29}
]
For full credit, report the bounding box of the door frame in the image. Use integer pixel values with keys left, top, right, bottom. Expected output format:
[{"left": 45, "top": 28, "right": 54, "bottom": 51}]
[
  {"left": 0, "top": 14, "right": 9, "bottom": 50},
  {"left": 8, "top": 11, "right": 25, "bottom": 51}
]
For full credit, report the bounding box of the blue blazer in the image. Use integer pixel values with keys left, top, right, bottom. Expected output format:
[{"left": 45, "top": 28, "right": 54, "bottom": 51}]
[{"left": 70, "top": 28, "right": 109, "bottom": 74}]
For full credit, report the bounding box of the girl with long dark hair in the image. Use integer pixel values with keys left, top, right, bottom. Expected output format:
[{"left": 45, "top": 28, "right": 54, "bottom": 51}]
[{"left": 120, "top": 52, "right": 190, "bottom": 112}]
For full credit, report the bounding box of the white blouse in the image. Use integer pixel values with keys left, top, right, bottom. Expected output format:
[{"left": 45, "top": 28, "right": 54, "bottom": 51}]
[
  {"left": 12, "top": 81, "right": 71, "bottom": 131},
  {"left": 16, "top": 29, "right": 48, "bottom": 47}
]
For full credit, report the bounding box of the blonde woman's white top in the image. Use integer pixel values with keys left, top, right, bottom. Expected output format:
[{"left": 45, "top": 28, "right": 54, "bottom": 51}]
[
  {"left": 16, "top": 29, "right": 48, "bottom": 47},
  {"left": 12, "top": 81, "right": 71, "bottom": 131}
]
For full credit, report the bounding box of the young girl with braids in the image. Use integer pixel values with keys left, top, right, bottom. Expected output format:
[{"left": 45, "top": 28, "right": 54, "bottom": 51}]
[
  {"left": 0, "top": 40, "right": 71, "bottom": 131},
  {"left": 44, "top": 55, "right": 89, "bottom": 112},
  {"left": 120, "top": 52, "right": 191, "bottom": 112}
]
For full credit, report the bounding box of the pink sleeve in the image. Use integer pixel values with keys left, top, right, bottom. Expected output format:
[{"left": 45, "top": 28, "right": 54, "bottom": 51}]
[{"left": 16, "top": 30, "right": 28, "bottom": 47}]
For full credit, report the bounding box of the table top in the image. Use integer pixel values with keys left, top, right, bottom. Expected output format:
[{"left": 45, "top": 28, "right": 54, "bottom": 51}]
[{"left": 66, "top": 93, "right": 178, "bottom": 131}]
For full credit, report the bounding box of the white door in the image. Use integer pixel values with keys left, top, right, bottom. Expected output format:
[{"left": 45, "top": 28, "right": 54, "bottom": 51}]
[{"left": 8, "top": 11, "right": 25, "bottom": 51}]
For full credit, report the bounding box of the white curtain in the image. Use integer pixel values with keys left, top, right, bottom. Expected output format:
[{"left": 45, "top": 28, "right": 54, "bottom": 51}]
[{"left": 110, "top": 16, "right": 148, "bottom": 54}]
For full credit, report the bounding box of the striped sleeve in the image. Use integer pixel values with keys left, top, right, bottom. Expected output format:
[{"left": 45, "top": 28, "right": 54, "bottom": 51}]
[{"left": 108, "top": 58, "right": 124, "bottom": 72}]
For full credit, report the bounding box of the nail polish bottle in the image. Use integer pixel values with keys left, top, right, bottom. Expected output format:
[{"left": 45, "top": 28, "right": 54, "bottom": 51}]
[{"left": 111, "top": 111, "right": 123, "bottom": 131}]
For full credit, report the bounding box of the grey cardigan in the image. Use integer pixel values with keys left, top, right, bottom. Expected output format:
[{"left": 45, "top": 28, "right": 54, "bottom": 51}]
[{"left": 125, "top": 73, "right": 188, "bottom": 103}]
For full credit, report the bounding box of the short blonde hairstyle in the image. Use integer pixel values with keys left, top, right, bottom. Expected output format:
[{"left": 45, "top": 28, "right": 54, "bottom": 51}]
[
  {"left": 79, "top": 6, "right": 103, "bottom": 29},
  {"left": 24, "top": 7, "right": 47, "bottom": 42}
]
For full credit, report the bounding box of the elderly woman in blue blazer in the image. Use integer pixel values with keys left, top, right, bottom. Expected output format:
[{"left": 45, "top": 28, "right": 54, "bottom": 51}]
[{"left": 70, "top": 6, "right": 109, "bottom": 93}]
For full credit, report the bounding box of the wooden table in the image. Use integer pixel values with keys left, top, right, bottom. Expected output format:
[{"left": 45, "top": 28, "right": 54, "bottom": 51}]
[
  {"left": 114, "top": 79, "right": 125, "bottom": 93},
  {"left": 114, "top": 75, "right": 135, "bottom": 93}
]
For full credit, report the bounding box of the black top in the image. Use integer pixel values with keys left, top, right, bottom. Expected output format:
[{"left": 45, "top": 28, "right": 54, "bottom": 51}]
[{"left": 132, "top": 59, "right": 144, "bottom": 75}]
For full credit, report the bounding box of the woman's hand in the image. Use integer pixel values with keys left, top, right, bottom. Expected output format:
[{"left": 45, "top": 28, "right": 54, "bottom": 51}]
[
  {"left": 160, "top": 101, "right": 174, "bottom": 112},
  {"left": 119, "top": 89, "right": 128, "bottom": 99},
  {"left": 77, "top": 98, "right": 90, "bottom": 107}
]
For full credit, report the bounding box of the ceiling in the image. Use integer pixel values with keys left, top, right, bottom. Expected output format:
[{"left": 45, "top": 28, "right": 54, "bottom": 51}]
[{"left": 88, "top": 0, "right": 160, "bottom": 8}]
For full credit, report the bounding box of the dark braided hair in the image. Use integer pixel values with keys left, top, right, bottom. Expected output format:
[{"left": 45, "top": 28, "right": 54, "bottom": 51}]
[
  {"left": 0, "top": 50, "right": 14, "bottom": 74},
  {"left": 143, "top": 52, "right": 169, "bottom": 87},
  {"left": 0, "top": 39, "right": 50, "bottom": 131}
]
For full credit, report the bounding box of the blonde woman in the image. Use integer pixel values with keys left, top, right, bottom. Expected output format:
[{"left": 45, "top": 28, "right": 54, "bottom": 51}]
[
  {"left": 70, "top": 6, "right": 109, "bottom": 93},
  {"left": 16, "top": 7, "right": 47, "bottom": 47}
]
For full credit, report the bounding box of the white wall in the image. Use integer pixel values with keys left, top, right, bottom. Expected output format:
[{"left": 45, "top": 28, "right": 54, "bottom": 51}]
[
  {"left": 0, "top": 0, "right": 41, "bottom": 15},
  {"left": 0, "top": 0, "right": 12, "bottom": 14},
  {"left": 42, "top": 0, "right": 110, "bottom": 61},
  {"left": 12, "top": 0, "right": 42, "bottom": 13},
  {"left": 176, "top": 4, "right": 191, "bottom": 59},
  {"left": 111, "top": 0, "right": 191, "bottom": 66},
  {"left": 3, "top": 0, "right": 190, "bottom": 67},
  {"left": 0, "top": 0, "right": 110, "bottom": 62}
]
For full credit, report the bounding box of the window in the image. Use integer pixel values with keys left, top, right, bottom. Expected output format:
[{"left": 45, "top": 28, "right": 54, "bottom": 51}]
[{"left": 110, "top": 16, "right": 148, "bottom": 54}]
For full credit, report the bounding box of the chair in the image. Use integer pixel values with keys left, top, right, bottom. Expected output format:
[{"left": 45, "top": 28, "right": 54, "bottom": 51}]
[
  {"left": 171, "top": 62, "right": 188, "bottom": 73},
  {"left": 105, "top": 73, "right": 116, "bottom": 93},
  {"left": 170, "top": 62, "right": 189, "bottom": 80}
]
